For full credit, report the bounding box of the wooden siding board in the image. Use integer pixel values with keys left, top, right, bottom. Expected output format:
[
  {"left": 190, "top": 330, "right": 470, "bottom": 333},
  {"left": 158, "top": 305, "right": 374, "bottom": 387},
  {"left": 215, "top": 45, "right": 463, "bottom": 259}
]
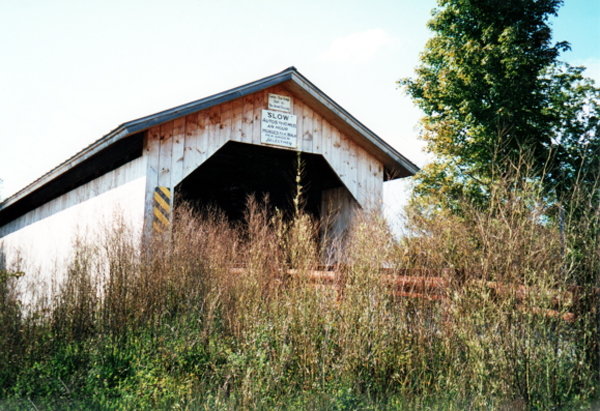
[
  {"left": 171, "top": 117, "right": 186, "bottom": 187},
  {"left": 158, "top": 121, "right": 174, "bottom": 188},
  {"left": 331, "top": 127, "right": 342, "bottom": 179},
  {"left": 231, "top": 98, "right": 243, "bottom": 142},
  {"left": 357, "top": 149, "right": 368, "bottom": 208},
  {"left": 313, "top": 111, "right": 322, "bottom": 154},
  {"left": 302, "top": 102, "right": 313, "bottom": 153},
  {"left": 143, "top": 126, "right": 161, "bottom": 235},
  {"left": 293, "top": 99, "right": 304, "bottom": 151},
  {"left": 340, "top": 133, "right": 352, "bottom": 197},
  {"left": 197, "top": 110, "right": 208, "bottom": 161},
  {"left": 322, "top": 118, "right": 332, "bottom": 159},
  {"left": 182, "top": 113, "right": 199, "bottom": 180},
  {"left": 252, "top": 91, "right": 265, "bottom": 145},
  {"left": 241, "top": 95, "right": 254, "bottom": 144},
  {"left": 207, "top": 105, "right": 222, "bottom": 155},
  {"left": 220, "top": 101, "right": 233, "bottom": 145},
  {"left": 370, "top": 157, "right": 384, "bottom": 207},
  {"left": 348, "top": 139, "right": 359, "bottom": 202}
]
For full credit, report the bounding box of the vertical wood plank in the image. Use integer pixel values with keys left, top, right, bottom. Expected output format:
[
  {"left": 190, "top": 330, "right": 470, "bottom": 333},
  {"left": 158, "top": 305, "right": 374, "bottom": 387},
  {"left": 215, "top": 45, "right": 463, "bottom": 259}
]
[
  {"left": 171, "top": 117, "right": 186, "bottom": 187},
  {"left": 241, "top": 94, "right": 254, "bottom": 143},
  {"left": 196, "top": 110, "right": 208, "bottom": 162},
  {"left": 220, "top": 101, "right": 233, "bottom": 144},
  {"left": 294, "top": 99, "right": 304, "bottom": 151},
  {"left": 339, "top": 133, "right": 352, "bottom": 195},
  {"left": 183, "top": 113, "right": 199, "bottom": 179},
  {"left": 368, "top": 156, "right": 384, "bottom": 209},
  {"left": 252, "top": 91, "right": 265, "bottom": 145},
  {"left": 231, "top": 98, "right": 243, "bottom": 142},
  {"left": 348, "top": 140, "right": 362, "bottom": 194},
  {"left": 302, "top": 103, "right": 313, "bottom": 153},
  {"left": 158, "top": 121, "right": 174, "bottom": 188},
  {"left": 207, "top": 105, "right": 222, "bottom": 155},
  {"left": 144, "top": 127, "right": 161, "bottom": 235},
  {"left": 145, "top": 127, "right": 161, "bottom": 186},
  {"left": 374, "top": 162, "right": 384, "bottom": 208},
  {"left": 357, "top": 149, "right": 369, "bottom": 208},
  {"left": 322, "top": 118, "right": 332, "bottom": 160},
  {"left": 313, "top": 111, "right": 323, "bottom": 155},
  {"left": 331, "top": 126, "right": 342, "bottom": 178}
]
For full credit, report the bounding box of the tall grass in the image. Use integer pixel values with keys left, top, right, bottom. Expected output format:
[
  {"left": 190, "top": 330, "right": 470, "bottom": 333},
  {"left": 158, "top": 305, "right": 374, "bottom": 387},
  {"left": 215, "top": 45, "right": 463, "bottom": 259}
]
[{"left": 0, "top": 175, "right": 598, "bottom": 410}]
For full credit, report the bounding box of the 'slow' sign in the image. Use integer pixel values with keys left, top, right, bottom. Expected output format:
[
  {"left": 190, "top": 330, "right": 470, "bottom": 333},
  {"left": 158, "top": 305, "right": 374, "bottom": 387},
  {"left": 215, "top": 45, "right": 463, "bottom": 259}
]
[{"left": 261, "top": 109, "right": 297, "bottom": 148}]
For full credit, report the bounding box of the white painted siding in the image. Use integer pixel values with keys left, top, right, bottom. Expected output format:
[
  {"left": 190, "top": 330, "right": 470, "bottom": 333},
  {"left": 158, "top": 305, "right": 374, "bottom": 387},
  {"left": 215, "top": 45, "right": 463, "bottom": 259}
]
[{"left": 0, "top": 157, "right": 147, "bottom": 287}]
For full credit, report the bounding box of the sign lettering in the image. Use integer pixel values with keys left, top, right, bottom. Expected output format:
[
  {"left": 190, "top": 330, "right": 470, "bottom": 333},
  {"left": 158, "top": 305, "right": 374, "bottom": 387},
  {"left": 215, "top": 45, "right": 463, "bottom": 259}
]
[
  {"left": 268, "top": 94, "right": 292, "bottom": 113},
  {"left": 261, "top": 109, "right": 297, "bottom": 148}
]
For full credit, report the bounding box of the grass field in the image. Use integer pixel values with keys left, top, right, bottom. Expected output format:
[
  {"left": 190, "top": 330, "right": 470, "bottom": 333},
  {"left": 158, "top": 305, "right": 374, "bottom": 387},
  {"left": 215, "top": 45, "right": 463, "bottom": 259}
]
[{"left": 1, "top": 176, "right": 599, "bottom": 410}]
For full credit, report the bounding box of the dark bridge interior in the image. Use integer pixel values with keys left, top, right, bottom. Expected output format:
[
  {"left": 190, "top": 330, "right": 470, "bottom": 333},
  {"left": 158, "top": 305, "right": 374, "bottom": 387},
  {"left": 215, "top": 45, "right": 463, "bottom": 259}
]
[{"left": 175, "top": 141, "right": 344, "bottom": 222}]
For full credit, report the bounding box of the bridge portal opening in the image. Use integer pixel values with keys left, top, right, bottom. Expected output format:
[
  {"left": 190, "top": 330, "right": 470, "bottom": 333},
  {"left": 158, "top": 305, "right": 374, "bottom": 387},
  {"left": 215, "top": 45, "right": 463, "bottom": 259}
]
[{"left": 175, "top": 141, "right": 345, "bottom": 222}]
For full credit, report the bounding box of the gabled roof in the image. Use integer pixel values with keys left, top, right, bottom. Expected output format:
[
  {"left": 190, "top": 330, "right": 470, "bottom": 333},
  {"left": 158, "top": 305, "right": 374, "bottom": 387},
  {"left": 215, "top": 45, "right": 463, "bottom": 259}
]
[{"left": 0, "top": 67, "right": 418, "bottom": 226}]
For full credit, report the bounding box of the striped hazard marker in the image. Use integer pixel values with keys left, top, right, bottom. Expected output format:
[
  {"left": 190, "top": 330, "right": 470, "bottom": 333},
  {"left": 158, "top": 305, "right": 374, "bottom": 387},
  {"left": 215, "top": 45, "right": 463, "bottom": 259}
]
[{"left": 153, "top": 186, "right": 171, "bottom": 233}]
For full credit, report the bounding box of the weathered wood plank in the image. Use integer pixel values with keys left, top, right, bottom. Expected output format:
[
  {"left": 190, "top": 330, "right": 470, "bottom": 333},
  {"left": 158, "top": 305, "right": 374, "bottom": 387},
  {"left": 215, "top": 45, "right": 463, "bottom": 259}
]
[
  {"left": 207, "top": 105, "right": 222, "bottom": 155},
  {"left": 370, "top": 156, "right": 384, "bottom": 208},
  {"left": 348, "top": 139, "right": 359, "bottom": 204},
  {"left": 171, "top": 117, "right": 186, "bottom": 187},
  {"left": 357, "top": 149, "right": 369, "bottom": 208},
  {"left": 231, "top": 98, "right": 243, "bottom": 142},
  {"left": 241, "top": 95, "right": 254, "bottom": 144},
  {"left": 302, "top": 102, "right": 313, "bottom": 153},
  {"left": 322, "top": 118, "right": 332, "bottom": 160},
  {"left": 196, "top": 110, "right": 208, "bottom": 162},
  {"left": 252, "top": 91, "right": 265, "bottom": 145},
  {"left": 340, "top": 133, "right": 352, "bottom": 196},
  {"left": 143, "top": 127, "right": 161, "bottom": 235},
  {"left": 331, "top": 127, "right": 342, "bottom": 179},
  {"left": 220, "top": 101, "right": 233, "bottom": 144},
  {"left": 158, "top": 121, "right": 174, "bottom": 188},
  {"left": 313, "top": 110, "right": 323, "bottom": 154},
  {"left": 292, "top": 99, "right": 302, "bottom": 151},
  {"left": 182, "top": 113, "right": 199, "bottom": 179}
]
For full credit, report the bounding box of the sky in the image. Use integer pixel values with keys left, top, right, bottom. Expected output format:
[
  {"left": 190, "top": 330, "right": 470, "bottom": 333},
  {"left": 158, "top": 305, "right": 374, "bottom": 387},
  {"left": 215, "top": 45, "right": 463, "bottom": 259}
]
[{"left": 1, "top": 0, "right": 599, "bottom": 221}]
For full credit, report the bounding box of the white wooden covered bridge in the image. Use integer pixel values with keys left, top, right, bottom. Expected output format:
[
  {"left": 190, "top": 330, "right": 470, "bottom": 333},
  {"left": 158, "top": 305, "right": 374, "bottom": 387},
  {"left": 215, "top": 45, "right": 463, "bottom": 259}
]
[{"left": 0, "top": 67, "right": 418, "bottom": 268}]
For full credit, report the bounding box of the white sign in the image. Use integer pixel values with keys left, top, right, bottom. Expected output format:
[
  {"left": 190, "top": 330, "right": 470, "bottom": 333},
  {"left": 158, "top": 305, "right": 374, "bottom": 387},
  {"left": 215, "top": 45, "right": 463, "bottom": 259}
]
[
  {"left": 268, "top": 94, "right": 292, "bottom": 112},
  {"left": 261, "top": 109, "right": 297, "bottom": 148}
]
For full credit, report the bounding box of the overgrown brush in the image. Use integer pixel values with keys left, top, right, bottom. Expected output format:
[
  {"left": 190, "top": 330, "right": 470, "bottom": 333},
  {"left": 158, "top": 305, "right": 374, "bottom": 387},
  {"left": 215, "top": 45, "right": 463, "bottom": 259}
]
[{"left": 0, "top": 175, "right": 598, "bottom": 410}]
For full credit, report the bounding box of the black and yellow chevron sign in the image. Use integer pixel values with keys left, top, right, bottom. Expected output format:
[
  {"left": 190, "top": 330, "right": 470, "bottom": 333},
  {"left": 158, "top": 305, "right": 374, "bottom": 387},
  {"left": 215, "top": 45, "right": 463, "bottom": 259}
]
[{"left": 153, "top": 186, "right": 171, "bottom": 233}]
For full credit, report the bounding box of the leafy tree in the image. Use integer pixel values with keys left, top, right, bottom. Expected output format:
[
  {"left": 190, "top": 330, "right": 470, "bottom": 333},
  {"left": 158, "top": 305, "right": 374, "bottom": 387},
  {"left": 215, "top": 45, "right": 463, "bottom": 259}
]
[{"left": 399, "top": 0, "right": 600, "bottom": 211}]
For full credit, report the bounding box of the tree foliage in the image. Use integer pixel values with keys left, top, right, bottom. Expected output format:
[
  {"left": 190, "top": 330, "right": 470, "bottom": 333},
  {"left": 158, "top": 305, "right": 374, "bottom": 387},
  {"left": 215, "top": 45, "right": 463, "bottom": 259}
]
[{"left": 400, "top": 0, "right": 600, "bottom": 210}]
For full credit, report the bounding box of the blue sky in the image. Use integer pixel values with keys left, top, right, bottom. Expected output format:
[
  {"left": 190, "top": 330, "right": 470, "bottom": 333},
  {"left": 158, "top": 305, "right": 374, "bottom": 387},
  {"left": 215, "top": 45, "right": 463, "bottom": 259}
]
[{"left": 1, "top": 0, "right": 598, "bottom": 220}]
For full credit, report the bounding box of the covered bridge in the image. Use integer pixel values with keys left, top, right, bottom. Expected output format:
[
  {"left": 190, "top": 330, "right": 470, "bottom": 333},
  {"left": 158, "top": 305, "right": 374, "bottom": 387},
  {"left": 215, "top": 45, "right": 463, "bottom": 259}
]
[{"left": 0, "top": 67, "right": 418, "bottom": 269}]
